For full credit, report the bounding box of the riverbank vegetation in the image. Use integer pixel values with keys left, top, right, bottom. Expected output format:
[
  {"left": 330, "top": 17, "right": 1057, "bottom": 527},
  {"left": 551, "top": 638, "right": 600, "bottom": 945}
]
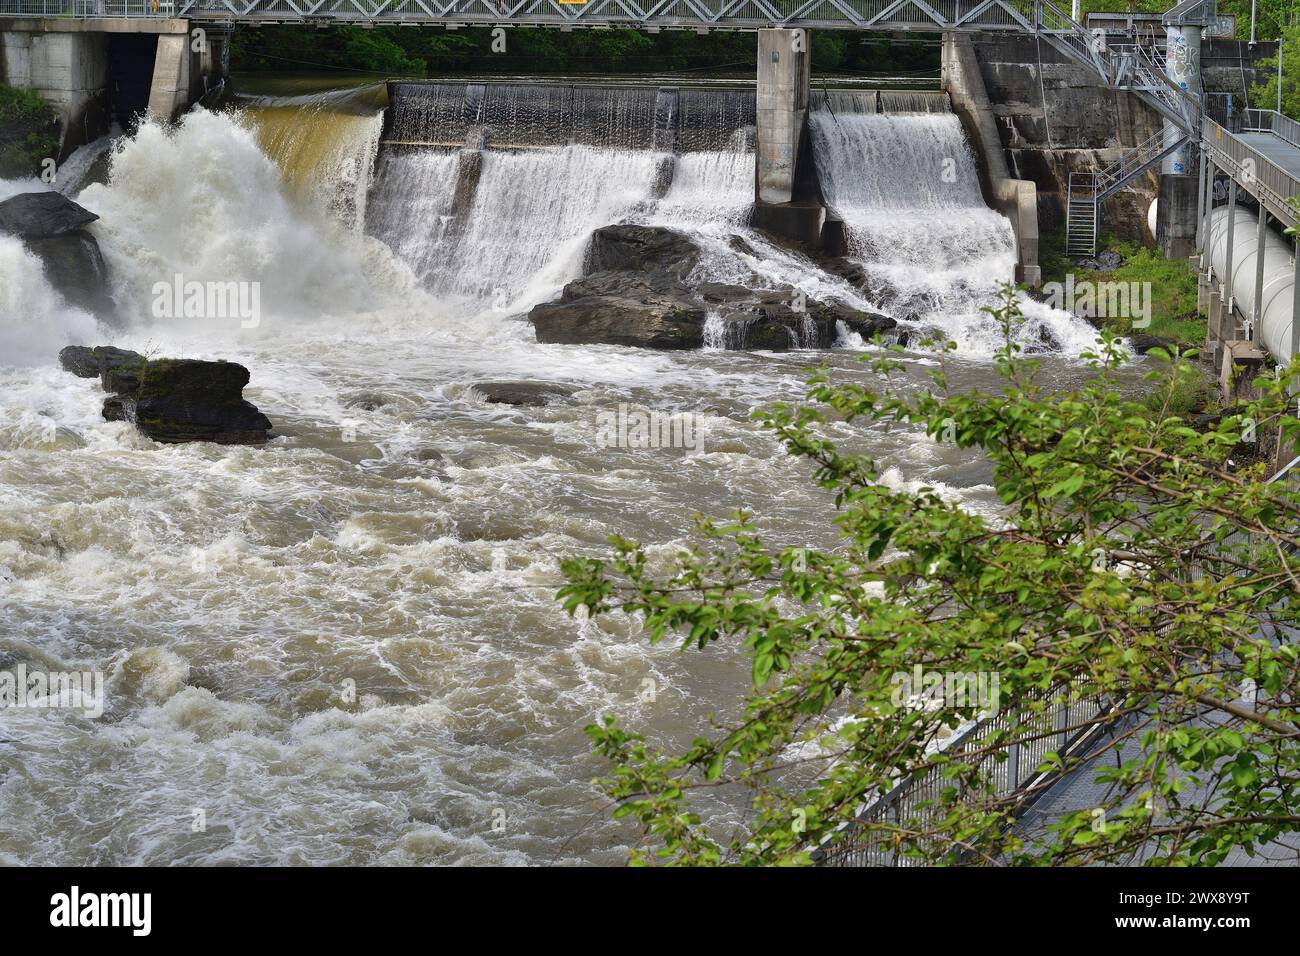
[
  {"left": 229, "top": 25, "right": 939, "bottom": 77},
  {"left": 0, "top": 84, "right": 59, "bottom": 179},
  {"left": 562, "top": 286, "right": 1300, "bottom": 866},
  {"left": 1039, "top": 226, "right": 1201, "bottom": 347}
]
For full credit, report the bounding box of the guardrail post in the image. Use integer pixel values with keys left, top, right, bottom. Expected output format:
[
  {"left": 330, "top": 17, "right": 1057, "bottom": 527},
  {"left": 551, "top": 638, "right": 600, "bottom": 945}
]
[
  {"left": 1196, "top": 152, "right": 1208, "bottom": 254},
  {"left": 1223, "top": 178, "right": 1237, "bottom": 311},
  {"left": 1252, "top": 210, "right": 1268, "bottom": 342},
  {"left": 1292, "top": 248, "right": 1300, "bottom": 360},
  {"left": 1200, "top": 157, "right": 1215, "bottom": 270}
]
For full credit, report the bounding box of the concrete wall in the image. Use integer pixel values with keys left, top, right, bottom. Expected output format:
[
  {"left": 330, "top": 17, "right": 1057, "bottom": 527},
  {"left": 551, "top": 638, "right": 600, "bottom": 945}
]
[
  {"left": 147, "top": 32, "right": 193, "bottom": 121},
  {"left": 1, "top": 18, "right": 218, "bottom": 153},
  {"left": 943, "top": 33, "right": 1040, "bottom": 286},
  {"left": 755, "top": 27, "right": 809, "bottom": 205},
  {"left": 969, "top": 35, "right": 1280, "bottom": 246},
  {"left": 1202, "top": 39, "right": 1280, "bottom": 106},
  {"left": 751, "top": 28, "right": 825, "bottom": 246},
  {"left": 970, "top": 33, "right": 1163, "bottom": 242},
  {"left": 1, "top": 30, "right": 110, "bottom": 156}
]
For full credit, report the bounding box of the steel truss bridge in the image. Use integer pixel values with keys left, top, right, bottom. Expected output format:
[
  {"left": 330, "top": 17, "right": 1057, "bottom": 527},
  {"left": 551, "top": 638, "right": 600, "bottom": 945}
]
[{"left": 0, "top": 0, "right": 1216, "bottom": 40}]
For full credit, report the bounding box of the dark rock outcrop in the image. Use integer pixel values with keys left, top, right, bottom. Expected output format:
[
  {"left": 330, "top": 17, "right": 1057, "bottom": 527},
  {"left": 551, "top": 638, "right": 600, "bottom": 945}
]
[
  {"left": 530, "top": 226, "right": 897, "bottom": 352},
  {"left": 59, "top": 346, "right": 271, "bottom": 444},
  {"left": 58, "top": 345, "right": 144, "bottom": 382},
  {"left": 1127, "top": 332, "right": 1177, "bottom": 355},
  {"left": 0, "top": 192, "right": 114, "bottom": 317},
  {"left": 531, "top": 272, "right": 708, "bottom": 349},
  {"left": 129, "top": 360, "right": 272, "bottom": 445},
  {"left": 0, "top": 192, "right": 98, "bottom": 238},
  {"left": 469, "top": 381, "right": 577, "bottom": 406},
  {"left": 583, "top": 224, "right": 702, "bottom": 279},
  {"left": 26, "top": 231, "right": 115, "bottom": 314},
  {"left": 58, "top": 346, "right": 102, "bottom": 378}
]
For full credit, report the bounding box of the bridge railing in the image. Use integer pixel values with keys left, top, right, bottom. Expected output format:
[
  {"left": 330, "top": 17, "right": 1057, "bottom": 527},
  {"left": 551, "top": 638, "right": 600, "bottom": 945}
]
[
  {"left": 1202, "top": 115, "right": 1300, "bottom": 231},
  {"left": 0, "top": 0, "right": 178, "bottom": 14},
  {"left": 1238, "top": 109, "right": 1300, "bottom": 152},
  {"left": 817, "top": 677, "right": 1106, "bottom": 866},
  {"left": 0, "top": 0, "right": 1123, "bottom": 29}
]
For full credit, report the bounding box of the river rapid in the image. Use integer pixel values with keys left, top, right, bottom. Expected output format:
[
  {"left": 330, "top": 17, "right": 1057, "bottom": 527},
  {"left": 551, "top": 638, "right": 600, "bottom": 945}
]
[{"left": 0, "top": 83, "right": 1130, "bottom": 864}]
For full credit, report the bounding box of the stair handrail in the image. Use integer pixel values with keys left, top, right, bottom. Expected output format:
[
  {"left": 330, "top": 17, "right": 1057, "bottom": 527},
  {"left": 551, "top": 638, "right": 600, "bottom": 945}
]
[
  {"left": 1162, "top": 0, "right": 1217, "bottom": 27},
  {"left": 1036, "top": 0, "right": 1118, "bottom": 83}
]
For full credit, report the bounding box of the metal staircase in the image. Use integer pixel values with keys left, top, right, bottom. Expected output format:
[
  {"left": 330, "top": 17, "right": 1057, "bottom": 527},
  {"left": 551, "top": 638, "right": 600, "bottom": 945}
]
[
  {"left": 1064, "top": 130, "right": 1192, "bottom": 256},
  {"left": 1066, "top": 172, "right": 1099, "bottom": 257},
  {"left": 1041, "top": 0, "right": 1212, "bottom": 258}
]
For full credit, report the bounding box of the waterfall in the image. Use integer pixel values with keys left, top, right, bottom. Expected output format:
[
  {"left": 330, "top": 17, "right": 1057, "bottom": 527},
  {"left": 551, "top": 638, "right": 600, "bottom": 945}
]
[
  {"left": 880, "top": 90, "right": 951, "bottom": 113},
  {"left": 367, "top": 83, "right": 764, "bottom": 311},
  {"left": 809, "top": 103, "right": 1097, "bottom": 354},
  {"left": 231, "top": 80, "right": 1096, "bottom": 356},
  {"left": 238, "top": 86, "right": 386, "bottom": 231},
  {"left": 374, "top": 145, "right": 662, "bottom": 307}
]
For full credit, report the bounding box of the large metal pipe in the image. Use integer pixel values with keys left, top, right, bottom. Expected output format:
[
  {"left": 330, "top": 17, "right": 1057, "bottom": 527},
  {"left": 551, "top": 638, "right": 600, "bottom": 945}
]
[{"left": 1206, "top": 206, "right": 1298, "bottom": 363}]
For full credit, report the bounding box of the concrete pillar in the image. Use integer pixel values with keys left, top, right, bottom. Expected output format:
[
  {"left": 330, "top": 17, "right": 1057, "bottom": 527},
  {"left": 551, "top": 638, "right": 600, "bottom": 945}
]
[
  {"left": 1206, "top": 287, "right": 1224, "bottom": 370},
  {"left": 1162, "top": 25, "right": 1201, "bottom": 176},
  {"left": 1219, "top": 341, "right": 1268, "bottom": 406},
  {"left": 1158, "top": 173, "right": 1199, "bottom": 260},
  {"left": 755, "top": 28, "right": 809, "bottom": 206},
  {"left": 147, "top": 32, "right": 192, "bottom": 122},
  {"left": 1158, "top": 24, "right": 1201, "bottom": 260},
  {"left": 751, "top": 28, "right": 824, "bottom": 245}
]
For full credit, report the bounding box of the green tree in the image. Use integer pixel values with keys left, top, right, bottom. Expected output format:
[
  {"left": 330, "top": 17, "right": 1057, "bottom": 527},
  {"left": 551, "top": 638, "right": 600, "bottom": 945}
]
[
  {"left": 0, "top": 84, "right": 60, "bottom": 177},
  {"left": 1251, "top": 23, "right": 1300, "bottom": 120},
  {"left": 561, "top": 287, "right": 1300, "bottom": 866}
]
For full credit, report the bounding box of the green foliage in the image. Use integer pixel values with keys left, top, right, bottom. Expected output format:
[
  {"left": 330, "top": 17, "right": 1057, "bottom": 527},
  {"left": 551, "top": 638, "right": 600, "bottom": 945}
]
[
  {"left": 1037, "top": 229, "right": 1203, "bottom": 346},
  {"left": 1251, "top": 24, "right": 1300, "bottom": 120},
  {"left": 228, "top": 24, "right": 938, "bottom": 76},
  {"left": 1095, "top": 235, "right": 1202, "bottom": 345},
  {"left": 1080, "top": 0, "right": 1294, "bottom": 41},
  {"left": 1139, "top": 352, "right": 1213, "bottom": 420},
  {"left": 562, "top": 286, "right": 1300, "bottom": 866},
  {"left": 0, "top": 84, "right": 60, "bottom": 178}
]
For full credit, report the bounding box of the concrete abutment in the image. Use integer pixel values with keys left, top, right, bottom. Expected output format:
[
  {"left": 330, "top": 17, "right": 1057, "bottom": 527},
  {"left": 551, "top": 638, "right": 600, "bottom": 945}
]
[{"left": 0, "top": 18, "right": 227, "bottom": 157}]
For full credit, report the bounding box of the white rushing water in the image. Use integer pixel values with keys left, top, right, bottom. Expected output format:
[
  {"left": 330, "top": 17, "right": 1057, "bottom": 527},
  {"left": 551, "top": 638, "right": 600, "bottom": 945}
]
[
  {"left": 809, "top": 109, "right": 1102, "bottom": 355},
  {"left": 0, "top": 96, "right": 1116, "bottom": 866}
]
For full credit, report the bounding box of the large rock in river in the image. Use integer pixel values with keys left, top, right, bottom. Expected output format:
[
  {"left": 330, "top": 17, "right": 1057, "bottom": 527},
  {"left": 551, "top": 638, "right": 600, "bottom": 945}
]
[
  {"left": 583, "top": 224, "right": 702, "bottom": 279},
  {"left": 26, "top": 231, "right": 115, "bottom": 315},
  {"left": 0, "top": 192, "right": 98, "bottom": 238},
  {"left": 529, "top": 223, "right": 897, "bottom": 351},
  {"left": 530, "top": 269, "right": 896, "bottom": 351},
  {"left": 469, "top": 381, "right": 576, "bottom": 406},
  {"left": 59, "top": 345, "right": 144, "bottom": 384},
  {"left": 129, "top": 360, "right": 272, "bottom": 445},
  {"left": 0, "top": 191, "right": 114, "bottom": 317},
  {"left": 530, "top": 272, "right": 709, "bottom": 349}
]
